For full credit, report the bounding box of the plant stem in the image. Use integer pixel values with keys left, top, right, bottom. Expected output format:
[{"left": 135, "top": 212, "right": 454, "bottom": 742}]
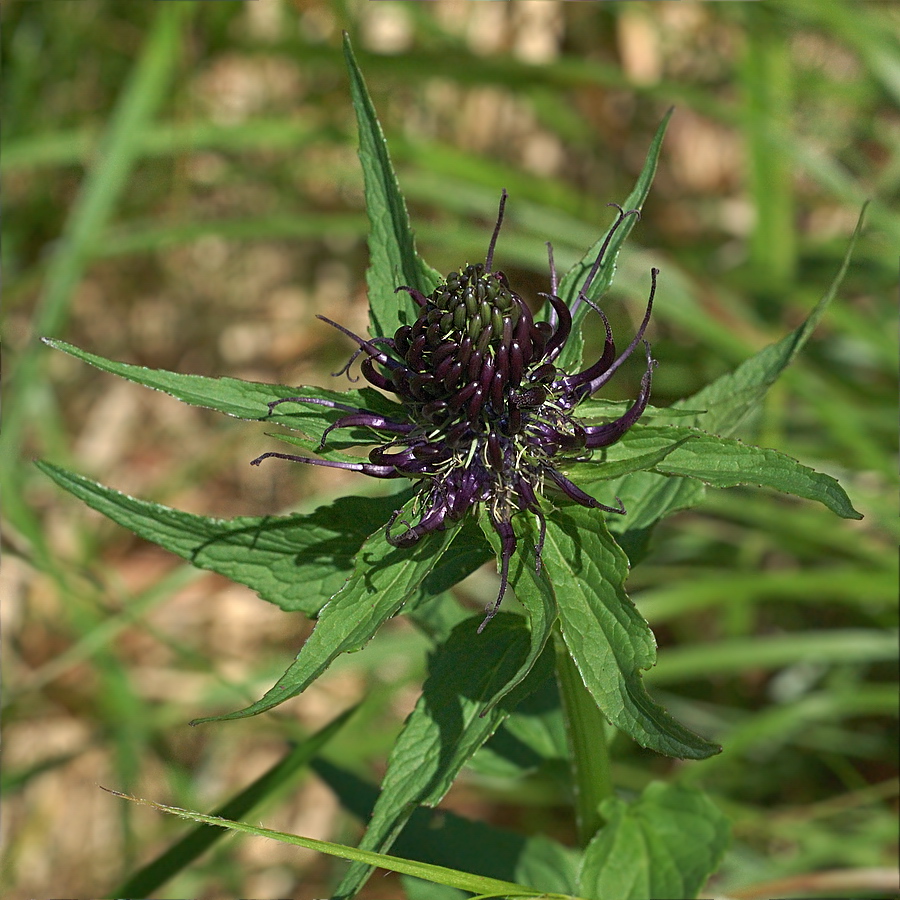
[{"left": 554, "top": 628, "right": 614, "bottom": 847}]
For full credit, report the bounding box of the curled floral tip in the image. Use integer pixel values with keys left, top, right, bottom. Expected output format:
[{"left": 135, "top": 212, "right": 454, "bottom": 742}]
[
  {"left": 394, "top": 284, "right": 430, "bottom": 308},
  {"left": 257, "top": 192, "right": 659, "bottom": 627},
  {"left": 582, "top": 206, "right": 641, "bottom": 295},
  {"left": 545, "top": 242, "right": 559, "bottom": 323},
  {"left": 331, "top": 348, "right": 362, "bottom": 381},
  {"left": 485, "top": 189, "right": 508, "bottom": 274}
]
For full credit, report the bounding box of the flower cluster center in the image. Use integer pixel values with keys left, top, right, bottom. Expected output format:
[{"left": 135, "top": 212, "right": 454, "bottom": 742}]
[{"left": 254, "top": 194, "right": 656, "bottom": 629}]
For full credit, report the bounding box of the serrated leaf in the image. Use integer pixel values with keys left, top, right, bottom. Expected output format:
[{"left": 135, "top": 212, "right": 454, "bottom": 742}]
[
  {"left": 477, "top": 512, "right": 558, "bottom": 714},
  {"left": 674, "top": 204, "right": 868, "bottom": 435},
  {"left": 542, "top": 507, "right": 720, "bottom": 759},
  {"left": 586, "top": 426, "right": 862, "bottom": 520},
  {"left": 43, "top": 338, "right": 406, "bottom": 461},
  {"left": 343, "top": 33, "right": 442, "bottom": 339},
  {"left": 554, "top": 108, "right": 672, "bottom": 372},
  {"left": 566, "top": 208, "right": 866, "bottom": 561},
  {"left": 560, "top": 434, "right": 696, "bottom": 485},
  {"left": 36, "top": 460, "right": 407, "bottom": 616},
  {"left": 193, "top": 502, "right": 462, "bottom": 723},
  {"left": 577, "top": 782, "right": 730, "bottom": 900},
  {"left": 332, "top": 613, "right": 556, "bottom": 900},
  {"left": 575, "top": 400, "right": 706, "bottom": 422}
]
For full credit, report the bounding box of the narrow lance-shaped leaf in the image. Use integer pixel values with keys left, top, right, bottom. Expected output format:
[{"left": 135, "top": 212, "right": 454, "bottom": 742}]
[
  {"left": 35, "top": 460, "right": 411, "bottom": 617},
  {"left": 43, "top": 338, "right": 406, "bottom": 462},
  {"left": 108, "top": 790, "right": 543, "bottom": 899},
  {"left": 585, "top": 208, "right": 866, "bottom": 558},
  {"left": 554, "top": 107, "right": 673, "bottom": 372},
  {"left": 333, "top": 614, "right": 556, "bottom": 900},
  {"left": 343, "top": 33, "right": 442, "bottom": 338},
  {"left": 192, "top": 503, "right": 463, "bottom": 724},
  {"left": 571, "top": 425, "right": 862, "bottom": 520},
  {"left": 542, "top": 506, "right": 720, "bottom": 759}
]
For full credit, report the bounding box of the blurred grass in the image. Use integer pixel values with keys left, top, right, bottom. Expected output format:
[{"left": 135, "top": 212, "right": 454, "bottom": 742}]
[{"left": 2, "top": 1, "right": 897, "bottom": 898}]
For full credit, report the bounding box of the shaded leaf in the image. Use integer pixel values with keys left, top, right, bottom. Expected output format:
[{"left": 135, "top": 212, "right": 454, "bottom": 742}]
[
  {"left": 477, "top": 512, "right": 558, "bottom": 714},
  {"left": 473, "top": 674, "right": 567, "bottom": 779},
  {"left": 602, "top": 470, "right": 706, "bottom": 565},
  {"left": 36, "top": 460, "right": 406, "bottom": 617}
]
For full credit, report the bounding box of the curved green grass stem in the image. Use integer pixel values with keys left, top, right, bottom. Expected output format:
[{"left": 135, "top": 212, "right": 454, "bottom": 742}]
[{"left": 554, "top": 627, "right": 613, "bottom": 847}]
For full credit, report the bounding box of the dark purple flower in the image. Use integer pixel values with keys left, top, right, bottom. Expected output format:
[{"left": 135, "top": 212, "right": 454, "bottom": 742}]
[{"left": 252, "top": 193, "right": 657, "bottom": 630}]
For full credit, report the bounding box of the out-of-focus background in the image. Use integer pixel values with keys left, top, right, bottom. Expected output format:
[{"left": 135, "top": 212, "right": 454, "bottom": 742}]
[{"left": 2, "top": 2, "right": 897, "bottom": 898}]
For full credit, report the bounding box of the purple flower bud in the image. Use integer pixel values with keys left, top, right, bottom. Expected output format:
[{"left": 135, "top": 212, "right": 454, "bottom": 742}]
[{"left": 255, "top": 192, "right": 656, "bottom": 628}]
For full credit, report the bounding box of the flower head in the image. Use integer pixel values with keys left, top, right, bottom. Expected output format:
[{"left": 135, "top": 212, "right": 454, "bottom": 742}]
[{"left": 252, "top": 193, "right": 657, "bottom": 630}]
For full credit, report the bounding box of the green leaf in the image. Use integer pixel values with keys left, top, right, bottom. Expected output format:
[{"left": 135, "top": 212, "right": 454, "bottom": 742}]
[
  {"left": 560, "top": 434, "right": 697, "bottom": 485},
  {"left": 331, "top": 613, "right": 556, "bottom": 899},
  {"left": 36, "top": 460, "right": 407, "bottom": 617},
  {"left": 575, "top": 400, "right": 706, "bottom": 422},
  {"left": 109, "top": 789, "right": 550, "bottom": 899},
  {"left": 674, "top": 203, "right": 868, "bottom": 435},
  {"left": 577, "top": 782, "right": 730, "bottom": 900},
  {"left": 574, "top": 207, "right": 866, "bottom": 560},
  {"left": 554, "top": 108, "right": 672, "bottom": 372},
  {"left": 570, "top": 425, "right": 862, "bottom": 520},
  {"left": 114, "top": 707, "right": 357, "bottom": 898},
  {"left": 43, "top": 338, "right": 406, "bottom": 461},
  {"left": 343, "top": 33, "right": 442, "bottom": 339},
  {"left": 602, "top": 470, "right": 707, "bottom": 565},
  {"left": 474, "top": 674, "right": 567, "bottom": 778},
  {"left": 542, "top": 507, "right": 720, "bottom": 759},
  {"left": 615, "top": 426, "right": 860, "bottom": 519},
  {"left": 477, "top": 512, "right": 558, "bottom": 713},
  {"left": 193, "top": 502, "right": 462, "bottom": 724}
]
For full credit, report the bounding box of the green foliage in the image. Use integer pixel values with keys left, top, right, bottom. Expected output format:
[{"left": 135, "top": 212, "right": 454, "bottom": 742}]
[
  {"left": 115, "top": 707, "right": 358, "bottom": 898},
  {"left": 332, "top": 614, "right": 557, "bottom": 898},
  {"left": 542, "top": 506, "right": 719, "bottom": 761},
  {"left": 553, "top": 108, "right": 672, "bottom": 373},
  {"left": 10, "top": 5, "right": 894, "bottom": 899},
  {"left": 577, "top": 783, "right": 730, "bottom": 900},
  {"left": 344, "top": 33, "right": 443, "bottom": 338},
  {"left": 35, "top": 36, "right": 870, "bottom": 898}
]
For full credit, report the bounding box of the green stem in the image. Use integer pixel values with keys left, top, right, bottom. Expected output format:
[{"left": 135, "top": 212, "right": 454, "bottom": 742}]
[{"left": 554, "top": 628, "right": 613, "bottom": 847}]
